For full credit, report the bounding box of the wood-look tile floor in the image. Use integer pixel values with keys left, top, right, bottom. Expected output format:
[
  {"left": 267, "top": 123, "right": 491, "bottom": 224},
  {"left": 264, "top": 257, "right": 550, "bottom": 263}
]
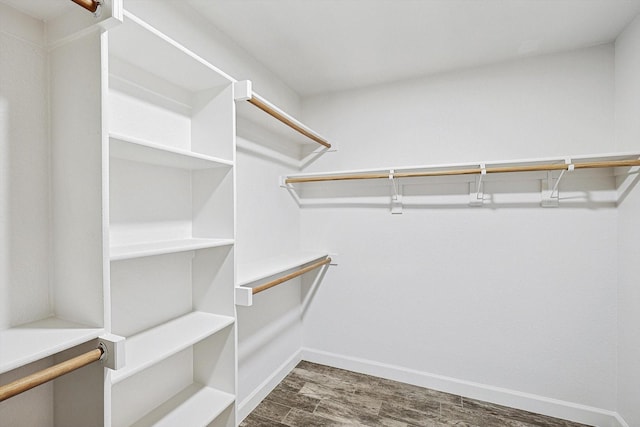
[{"left": 240, "top": 361, "right": 593, "bottom": 427}]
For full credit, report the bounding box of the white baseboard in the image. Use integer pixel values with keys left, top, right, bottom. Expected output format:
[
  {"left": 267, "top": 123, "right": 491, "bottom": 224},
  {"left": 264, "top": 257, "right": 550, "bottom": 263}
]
[
  {"left": 302, "top": 347, "right": 625, "bottom": 427},
  {"left": 237, "top": 349, "right": 303, "bottom": 422}
]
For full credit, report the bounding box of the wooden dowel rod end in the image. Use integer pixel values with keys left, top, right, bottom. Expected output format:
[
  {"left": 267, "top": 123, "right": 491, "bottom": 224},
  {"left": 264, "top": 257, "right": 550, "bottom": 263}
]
[{"left": 70, "top": 0, "right": 99, "bottom": 14}]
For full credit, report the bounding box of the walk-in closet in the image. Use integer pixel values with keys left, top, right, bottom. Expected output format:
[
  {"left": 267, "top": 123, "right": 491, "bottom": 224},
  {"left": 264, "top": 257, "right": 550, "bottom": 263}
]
[{"left": 1, "top": 0, "right": 639, "bottom": 426}]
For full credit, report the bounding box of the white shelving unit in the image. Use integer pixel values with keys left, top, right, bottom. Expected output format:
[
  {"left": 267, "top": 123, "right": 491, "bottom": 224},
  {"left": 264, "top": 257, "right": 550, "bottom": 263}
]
[
  {"left": 235, "top": 252, "right": 330, "bottom": 306},
  {"left": 0, "top": 318, "right": 104, "bottom": 375},
  {"left": 282, "top": 152, "right": 640, "bottom": 210},
  {"left": 110, "top": 238, "right": 235, "bottom": 261},
  {"left": 129, "top": 384, "right": 235, "bottom": 427},
  {"left": 2, "top": 1, "right": 335, "bottom": 425},
  {"left": 109, "top": 134, "right": 233, "bottom": 170},
  {"left": 233, "top": 80, "right": 335, "bottom": 308},
  {"left": 111, "top": 312, "right": 234, "bottom": 384},
  {"left": 0, "top": 2, "right": 122, "bottom": 425},
  {"left": 234, "top": 81, "right": 333, "bottom": 168},
  {"left": 105, "top": 9, "right": 237, "bottom": 427},
  {"left": 237, "top": 252, "right": 330, "bottom": 288}
]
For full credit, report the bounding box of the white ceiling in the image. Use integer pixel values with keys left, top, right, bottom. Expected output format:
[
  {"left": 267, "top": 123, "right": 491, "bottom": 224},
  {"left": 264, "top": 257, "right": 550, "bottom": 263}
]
[
  {"left": 5, "top": 0, "right": 640, "bottom": 97},
  {"left": 187, "top": 0, "right": 640, "bottom": 96},
  {"left": 1, "top": 0, "right": 75, "bottom": 21}
]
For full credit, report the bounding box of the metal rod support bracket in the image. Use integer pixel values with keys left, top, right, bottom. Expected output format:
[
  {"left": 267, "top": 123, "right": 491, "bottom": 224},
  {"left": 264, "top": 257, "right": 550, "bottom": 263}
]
[
  {"left": 542, "top": 159, "right": 572, "bottom": 207},
  {"left": 469, "top": 164, "right": 486, "bottom": 207},
  {"left": 389, "top": 169, "right": 403, "bottom": 214}
]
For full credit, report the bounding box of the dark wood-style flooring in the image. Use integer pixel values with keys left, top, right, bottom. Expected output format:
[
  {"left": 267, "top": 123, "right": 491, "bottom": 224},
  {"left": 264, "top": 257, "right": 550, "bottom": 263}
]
[{"left": 240, "top": 361, "right": 592, "bottom": 427}]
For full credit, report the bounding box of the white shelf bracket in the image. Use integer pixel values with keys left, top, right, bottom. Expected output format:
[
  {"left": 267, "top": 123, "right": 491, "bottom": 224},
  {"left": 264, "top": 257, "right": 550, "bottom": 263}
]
[
  {"left": 389, "top": 169, "right": 403, "bottom": 214},
  {"left": 98, "top": 334, "right": 126, "bottom": 370},
  {"left": 235, "top": 286, "right": 253, "bottom": 306},
  {"left": 542, "top": 159, "right": 573, "bottom": 207},
  {"left": 328, "top": 253, "right": 339, "bottom": 265},
  {"left": 469, "top": 164, "right": 486, "bottom": 207},
  {"left": 279, "top": 175, "right": 291, "bottom": 188},
  {"left": 234, "top": 80, "right": 252, "bottom": 101}
]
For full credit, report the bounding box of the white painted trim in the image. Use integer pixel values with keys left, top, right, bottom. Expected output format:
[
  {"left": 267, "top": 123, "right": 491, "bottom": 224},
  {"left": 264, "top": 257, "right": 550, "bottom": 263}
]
[
  {"left": 302, "top": 347, "right": 624, "bottom": 427},
  {"left": 237, "top": 349, "right": 302, "bottom": 422}
]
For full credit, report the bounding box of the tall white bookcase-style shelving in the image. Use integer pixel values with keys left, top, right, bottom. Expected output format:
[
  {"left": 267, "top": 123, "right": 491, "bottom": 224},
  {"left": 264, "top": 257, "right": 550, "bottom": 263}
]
[
  {"left": 0, "top": 2, "right": 237, "bottom": 426},
  {"left": 105, "top": 10, "right": 237, "bottom": 427},
  {"left": 1, "top": 1, "right": 332, "bottom": 424}
]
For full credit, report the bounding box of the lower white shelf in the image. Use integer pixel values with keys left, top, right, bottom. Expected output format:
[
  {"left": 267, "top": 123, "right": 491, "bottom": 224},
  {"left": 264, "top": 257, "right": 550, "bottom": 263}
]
[
  {"left": 236, "top": 251, "right": 329, "bottom": 287},
  {"left": 130, "top": 383, "right": 235, "bottom": 427},
  {"left": 111, "top": 311, "right": 234, "bottom": 384},
  {"left": 110, "top": 238, "right": 235, "bottom": 261},
  {"left": 0, "top": 317, "right": 104, "bottom": 374}
]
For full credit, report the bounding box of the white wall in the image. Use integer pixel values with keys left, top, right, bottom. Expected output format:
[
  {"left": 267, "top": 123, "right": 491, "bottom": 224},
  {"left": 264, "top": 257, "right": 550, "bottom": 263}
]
[
  {"left": 299, "top": 45, "right": 620, "bottom": 422},
  {"left": 304, "top": 45, "right": 615, "bottom": 171},
  {"left": 614, "top": 14, "right": 640, "bottom": 427},
  {"left": 0, "top": 4, "right": 52, "bottom": 424},
  {"left": 235, "top": 144, "right": 304, "bottom": 410},
  {"left": 0, "top": 2, "right": 49, "bottom": 329}
]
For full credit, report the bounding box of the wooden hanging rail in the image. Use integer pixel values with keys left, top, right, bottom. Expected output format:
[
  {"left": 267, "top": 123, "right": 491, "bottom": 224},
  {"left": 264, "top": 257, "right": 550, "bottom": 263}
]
[
  {"left": 71, "top": 0, "right": 99, "bottom": 13},
  {"left": 252, "top": 257, "right": 331, "bottom": 295},
  {"left": 285, "top": 158, "right": 640, "bottom": 184},
  {"left": 247, "top": 93, "right": 331, "bottom": 149},
  {"left": 0, "top": 347, "right": 104, "bottom": 402}
]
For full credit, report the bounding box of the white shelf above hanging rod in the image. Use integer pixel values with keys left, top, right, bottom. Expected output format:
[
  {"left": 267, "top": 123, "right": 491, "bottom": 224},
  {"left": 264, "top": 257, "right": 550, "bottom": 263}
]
[
  {"left": 235, "top": 253, "right": 335, "bottom": 306},
  {"left": 282, "top": 152, "right": 640, "bottom": 185},
  {"left": 280, "top": 152, "right": 640, "bottom": 210},
  {"left": 234, "top": 80, "right": 331, "bottom": 149}
]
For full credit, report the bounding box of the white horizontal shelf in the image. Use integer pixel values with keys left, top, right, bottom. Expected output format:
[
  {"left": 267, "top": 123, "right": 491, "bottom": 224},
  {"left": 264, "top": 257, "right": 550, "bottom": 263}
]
[
  {"left": 234, "top": 82, "right": 332, "bottom": 165},
  {"left": 0, "top": 317, "right": 104, "bottom": 374},
  {"left": 110, "top": 238, "right": 235, "bottom": 261},
  {"left": 111, "top": 311, "right": 234, "bottom": 384},
  {"left": 284, "top": 151, "right": 640, "bottom": 183},
  {"left": 237, "top": 251, "right": 329, "bottom": 287},
  {"left": 236, "top": 93, "right": 328, "bottom": 148},
  {"left": 109, "top": 11, "right": 233, "bottom": 93},
  {"left": 109, "top": 133, "right": 233, "bottom": 170},
  {"left": 130, "top": 383, "right": 234, "bottom": 427}
]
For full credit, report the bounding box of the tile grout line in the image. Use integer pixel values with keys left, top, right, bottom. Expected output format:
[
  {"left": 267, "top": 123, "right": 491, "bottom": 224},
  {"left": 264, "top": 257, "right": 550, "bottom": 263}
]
[{"left": 281, "top": 407, "right": 293, "bottom": 425}]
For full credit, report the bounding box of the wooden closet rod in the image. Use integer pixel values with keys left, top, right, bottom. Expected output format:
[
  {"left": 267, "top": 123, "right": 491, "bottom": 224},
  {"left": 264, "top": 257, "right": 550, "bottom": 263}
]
[
  {"left": 252, "top": 257, "right": 332, "bottom": 295},
  {"left": 247, "top": 95, "right": 332, "bottom": 149},
  {"left": 71, "top": 0, "right": 99, "bottom": 13},
  {"left": 0, "top": 347, "right": 104, "bottom": 402},
  {"left": 285, "top": 159, "right": 640, "bottom": 184}
]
